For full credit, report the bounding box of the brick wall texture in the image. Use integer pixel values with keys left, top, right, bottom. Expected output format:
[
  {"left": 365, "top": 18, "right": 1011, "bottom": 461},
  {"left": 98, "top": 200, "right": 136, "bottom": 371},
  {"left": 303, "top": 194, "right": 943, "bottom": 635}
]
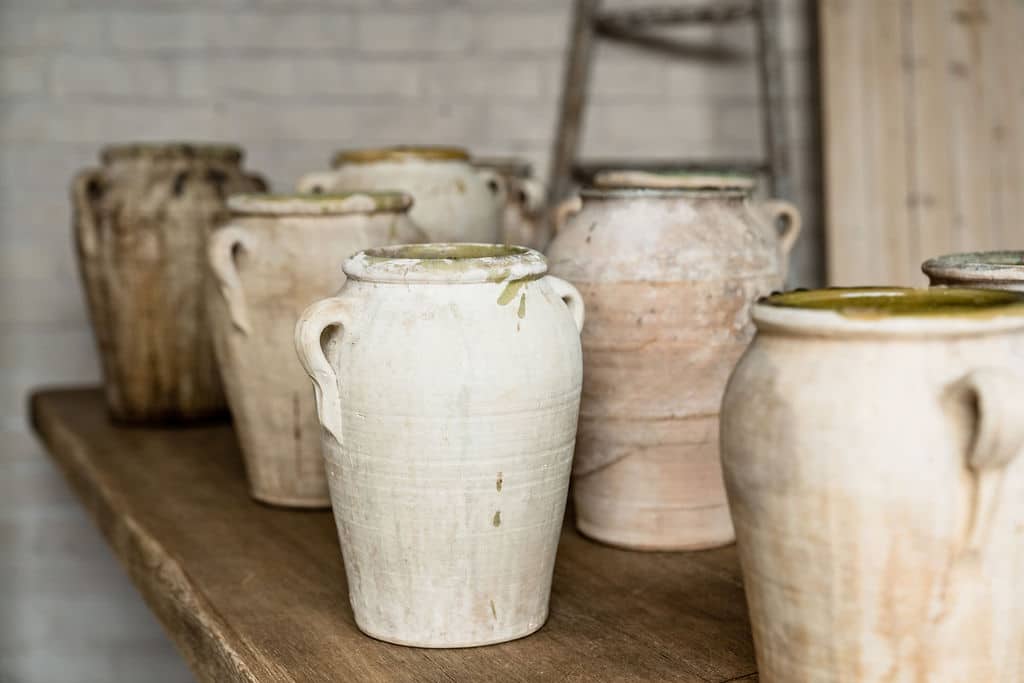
[{"left": 0, "top": 2, "right": 820, "bottom": 680}]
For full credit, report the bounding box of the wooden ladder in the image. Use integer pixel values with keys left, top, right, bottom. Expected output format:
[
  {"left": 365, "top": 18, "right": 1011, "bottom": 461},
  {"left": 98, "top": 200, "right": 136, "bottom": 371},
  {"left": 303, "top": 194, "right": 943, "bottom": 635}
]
[{"left": 548, "top": 0, "right": 791, "bottom": 202}]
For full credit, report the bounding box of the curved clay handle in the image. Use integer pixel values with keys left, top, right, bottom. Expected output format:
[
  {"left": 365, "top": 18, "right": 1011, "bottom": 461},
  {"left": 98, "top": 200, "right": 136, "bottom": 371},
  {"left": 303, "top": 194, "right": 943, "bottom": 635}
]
[
  {"left": 551, "top": 194, "right": 582, "bottom": 237},
  {"left": 516, "top": 178, "right": 547, "bottom": 215},
  {"left": 544, "top": 275, "right": 585, "bottom": 333},
  {"left": 71, "top": 168, "right": 104, "bottom": 257},
  {"left": 761, "top": 199, "right": 802, "bottom": 256},
  {"left": 475, "top": 167, "right": 508, "bottom": 205},
  {"left": 294, "top": 297, "right": 352, "bottom": 445},
  {"left": 296, "top": 171, "right": 339, "bottom": 194},
  {"left": 207, "top": 225, "right": 255, "bottom": 335},
  {"left": 950, "top": 368, "right": 1024, "bottom": 557},
  {"left": 246, "top": 172, "right": 270, "bottom": 193}
]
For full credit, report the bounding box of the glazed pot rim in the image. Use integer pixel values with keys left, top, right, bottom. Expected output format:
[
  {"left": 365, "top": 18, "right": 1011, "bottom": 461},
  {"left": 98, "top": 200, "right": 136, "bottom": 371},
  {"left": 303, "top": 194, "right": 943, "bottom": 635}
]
[
  {"left": 102, "top": 142, "right": 243, "bottom": 164},
  {"left": 227, "top": 192, "right": 413, "bottom": 216},
  {"left": 592, "top": 169, "right": 756, "bottom": 193},
  {"left": 580, "top": 186, "right": 750, "bottom": 200},
  {"left": 331, "top": 146, "right": 470, "bottom": 167},
  {"left": 922, "top": 251, "right": 1024, "bottom": 283},
  {"left": 472, "top": 157, "right": 533, "bottom": 178},
  {"left": 753, "top": 287, "right": 1024, "bottom": 337},
  {"left": 344, "top": 243, "right": 547, "bottom": 284}
]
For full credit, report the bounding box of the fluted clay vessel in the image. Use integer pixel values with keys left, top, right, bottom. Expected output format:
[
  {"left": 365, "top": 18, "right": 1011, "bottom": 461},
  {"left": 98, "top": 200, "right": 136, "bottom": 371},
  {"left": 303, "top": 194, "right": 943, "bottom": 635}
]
[
  {"left": 207, "top": 192, "right": 424, "bottom": 507},
  {"left": 721, "top": 287, "right": 1024, "bottom": 682},
  {"left": 546, "top": 171, "right": 800, "bottom": 550},
  {"left": 72, "top": 143, "right": 267, "bottom": 422},
  {"left": 294, "top": 244, "right": 584, "bottom": 647},
  {"left": 296, "top": 146, "right": 505, "bottom": 243}
]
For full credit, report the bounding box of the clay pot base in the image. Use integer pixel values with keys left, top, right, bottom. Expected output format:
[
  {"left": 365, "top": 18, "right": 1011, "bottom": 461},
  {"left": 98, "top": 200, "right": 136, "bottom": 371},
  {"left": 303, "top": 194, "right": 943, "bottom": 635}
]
[
  {"left": 574, "top": 517, "right": 735, "bottom": 553},
  {"left": 355, "top": 614, "right": 548, "bottom": 649},
  {"left": 250, "top": 491, "right": 331, "bottom": 510}
]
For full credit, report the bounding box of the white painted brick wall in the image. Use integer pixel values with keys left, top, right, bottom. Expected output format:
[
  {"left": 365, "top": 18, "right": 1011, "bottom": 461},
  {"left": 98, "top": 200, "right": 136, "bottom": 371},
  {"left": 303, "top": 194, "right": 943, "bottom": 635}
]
[{"left": 0, "top": 1, "right": 821, "bottom": 680}]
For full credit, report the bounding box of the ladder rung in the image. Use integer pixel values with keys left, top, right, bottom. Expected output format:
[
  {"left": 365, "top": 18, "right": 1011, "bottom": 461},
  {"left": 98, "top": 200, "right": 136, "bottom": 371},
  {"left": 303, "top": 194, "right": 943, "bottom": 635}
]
[{"left": 595, "top": 3, "right": 758, "bottom": 30}]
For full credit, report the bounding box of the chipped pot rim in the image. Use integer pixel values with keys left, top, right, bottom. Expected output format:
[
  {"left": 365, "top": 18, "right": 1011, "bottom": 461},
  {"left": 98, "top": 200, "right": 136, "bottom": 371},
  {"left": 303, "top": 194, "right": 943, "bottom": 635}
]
[
  {"left": 592, "top": 169, "right": 756, "bottom": 193},
  {"left": 331, "top": 146, "right": 470, "bottom": 167},
  {"left": 102, "top": 142, "right": 243, "bottom": 164},
  {"left": 343, "top": 243, "right": 547, "bottom": 284},
  {"left": 472, "top": 157, "right": 533, "bottom": 178},
  {"left": 752, "top": 287, "right": 1024, "bottom": 338},
  {"left": 922, "top": 251, "right": 1024, "bottom": 283},
  {"left": 227, "top": 192, "right": 413, "bottom": 216}
]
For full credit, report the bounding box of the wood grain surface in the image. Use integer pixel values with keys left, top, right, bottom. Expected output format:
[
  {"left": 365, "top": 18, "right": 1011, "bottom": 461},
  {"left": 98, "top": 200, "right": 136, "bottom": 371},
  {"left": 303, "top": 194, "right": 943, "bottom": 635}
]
[{"left": 29, "top": 388, "right": 756, "bottom": 683}]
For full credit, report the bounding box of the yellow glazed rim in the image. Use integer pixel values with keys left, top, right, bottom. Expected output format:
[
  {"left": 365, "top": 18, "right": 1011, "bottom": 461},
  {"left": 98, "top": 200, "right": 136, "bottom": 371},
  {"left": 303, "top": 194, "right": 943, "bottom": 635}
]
[
  {"left": 753, "top": 287, "right": 1024, "bottom": 338},
  {"left": 331, "top": 146, "right": 470, "bottom": 167},
  {"left": 227, "top": 192, "right": 412, "bottom": 216},
  {"left": 344, "top": 243, "right": 547, "bottom": 284}
]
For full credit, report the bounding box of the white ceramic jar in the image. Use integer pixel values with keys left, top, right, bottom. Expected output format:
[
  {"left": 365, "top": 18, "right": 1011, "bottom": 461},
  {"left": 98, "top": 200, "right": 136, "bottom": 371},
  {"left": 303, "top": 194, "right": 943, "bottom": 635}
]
[
  {"left": 546, "top": 172, "right": 800, "bottom": 551},
  {"left": 294, "top": 244, "right": 585, "bottom": 647},
  {"left": 923, "top": 250, "right": 1024, "bottom": 292},
  {"left": 721, "top": 287, "right": 1024, "bottom": 682},
  {"left": 296, "top": 146, "right": 505, "bottom": 243},
  {"left": 207, "top": 193, "right": 424, "bottom": 507}
]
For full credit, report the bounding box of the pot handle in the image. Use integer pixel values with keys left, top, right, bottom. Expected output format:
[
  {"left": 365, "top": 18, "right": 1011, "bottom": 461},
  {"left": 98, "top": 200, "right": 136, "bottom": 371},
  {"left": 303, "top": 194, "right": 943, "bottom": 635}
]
[
  {"left": 551, "top": 194, "right": 582, "bottom": 237},
  {"left": 516, "top": 178, "right": 547, "bottom": 215},
  {"left": 949, "top": 368, "right": 1024, "bottom": 559},
  {"left": 475, "top": 167, "right": 507, "bottom": 205},
  {"left": 544, "top": 275, "right": 585, "bottom": 333},
  {"left": 294, "top": 297, "right": 352, "bottom": 446},
  {"left": 296, "top": 171, "right": 338, "bottom": 195},
  {"left": 71, "top": 168, "right": 104, "bottom": 257},
  {"left": 761, "top": 199, "right": 802, "bottom": 256},
  {"left": 208, "top": 225, "right": 255, "bottom": 335},
  {"left": 246, "top": 172, "right": 270, "bottom": 193}
]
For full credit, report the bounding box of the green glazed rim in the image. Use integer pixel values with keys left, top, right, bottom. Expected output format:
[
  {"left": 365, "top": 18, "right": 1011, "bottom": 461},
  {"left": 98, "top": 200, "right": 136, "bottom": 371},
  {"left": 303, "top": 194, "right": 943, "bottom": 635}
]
[
  {"left": 344, "top": 243, "right": 547, "bottom": 284},
  {"left": 227, "top": 192, "right": 412, "bottom": 216},
  {"left": 332, "top": 146, "right": 470, "bottom": 168},
  {"left": 922, "top": 251, "right": 1024, "bottom": 283},
  {"left": 761, "top": 287, "right": 1024, "bottom": 318}
]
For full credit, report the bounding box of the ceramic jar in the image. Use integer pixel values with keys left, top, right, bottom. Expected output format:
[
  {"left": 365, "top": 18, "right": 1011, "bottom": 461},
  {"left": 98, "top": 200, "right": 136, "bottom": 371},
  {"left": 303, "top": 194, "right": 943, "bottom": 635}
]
[
  {"left": 72, "top": 143, "right": 267, "bottom": 422},
  {"left": 721, "top": 287, "right": 1024, "bottom": 682},
  {"left": 206, "top": 193, "right": 424, "bottom": 508},
  {"left": 294, "top": 244, "right": 584, "bottom": 647},
  {"left": 473, "top": 157, "right": 547, "bottom": 249},
  {"left": 296, "top": 146, "right": 505, "bottom": 243},
  {"left": 923, "top": 251, "right": 1024, "bottom": 292},
  {"left": 546, "top": 172, "right": 800, "bottom": 551}
]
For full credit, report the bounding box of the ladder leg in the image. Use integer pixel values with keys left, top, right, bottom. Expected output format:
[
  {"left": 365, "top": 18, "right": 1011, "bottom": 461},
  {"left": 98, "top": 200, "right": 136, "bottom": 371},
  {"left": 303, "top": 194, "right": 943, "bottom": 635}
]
[
  {"left": 548, "top": 0, "right": 601, "bottom": 203},
  {"left": 755, "top": 0, "right": 790, "bottom": 199}
]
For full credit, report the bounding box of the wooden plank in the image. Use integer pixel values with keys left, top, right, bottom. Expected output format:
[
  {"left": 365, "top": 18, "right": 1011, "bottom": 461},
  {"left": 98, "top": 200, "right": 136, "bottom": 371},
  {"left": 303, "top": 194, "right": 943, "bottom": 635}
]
[
  {"left": 29, "top": 388, "right": 757, "bottom": 683},
  {"left": 821, "top": 0, "right": 1024, "bottom": 286}
]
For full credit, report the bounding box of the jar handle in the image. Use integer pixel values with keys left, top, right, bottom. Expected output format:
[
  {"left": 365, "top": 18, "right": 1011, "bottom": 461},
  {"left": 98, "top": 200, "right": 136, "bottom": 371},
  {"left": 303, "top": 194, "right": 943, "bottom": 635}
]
[
  {"left": 207, "top": 225, "right": 255, "bottom": 335},
  {"left": 551, "top": 194, "right": 582, "bottom": 237},
  {"left": 294, "top": 297, "right": 352, "bottom": 446},
  {"left": 544, "top": 275, "right": 585, "bottom": 333},
  {"left": 761, "top": 199, "right": 802, "bottom": 256},
  {"left": 71, "top": 168, "right": 104, "bottom": 257},
  {"left": 296, "top": 171, "right": 339, "bottom": 195},
  {"left": 516, "top": 178, "right": 547, "bottom": 215},
  {"left": 949, "top": 368, "right": 1024, "bottom": 559},
  {"left": 475, "top": 167, "right": 507, "bottom": 204},
  {"left": 246, "top": 172, "right": 269, "bottom": 193}
]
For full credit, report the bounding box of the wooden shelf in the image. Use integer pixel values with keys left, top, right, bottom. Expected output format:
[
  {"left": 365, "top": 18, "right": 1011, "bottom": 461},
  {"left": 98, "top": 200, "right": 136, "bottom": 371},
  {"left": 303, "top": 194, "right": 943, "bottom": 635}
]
[{"left": 29, "top": 388, "right": 757, "bottom": 683}]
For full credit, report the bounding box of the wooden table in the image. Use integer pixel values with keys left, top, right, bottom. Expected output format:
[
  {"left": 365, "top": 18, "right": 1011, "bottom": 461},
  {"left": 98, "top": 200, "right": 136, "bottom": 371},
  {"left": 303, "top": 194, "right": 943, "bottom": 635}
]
[{"left": 30, "top": 388, "right": 757, "bottom": 682}]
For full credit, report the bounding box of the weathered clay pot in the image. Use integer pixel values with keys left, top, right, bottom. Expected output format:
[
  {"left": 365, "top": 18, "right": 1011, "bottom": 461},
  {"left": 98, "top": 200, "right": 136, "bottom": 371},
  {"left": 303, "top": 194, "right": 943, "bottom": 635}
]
[
  {"left": 294, "top": 244, "right": 584, "bottom": 647},
  {"left": 546, "top": 172, "right": 800, "bottom": 551},
  {"left": 296, "top": 146, "right": 505, "bottom": 243},
  {"left": 721, "top": 287, "right": 1024, "bottom": 682},
  {"left": 923, "top": 250, "right": 1024, "bottom": 292},
  {"left": 207, "top": 193, "right": 425, "bottom": 508},
  {"left": 473, "top": 157, "right": 547, "bottom": 249},
  {"left": 72, "top": 143, "right": 267, "bottom": 422}
]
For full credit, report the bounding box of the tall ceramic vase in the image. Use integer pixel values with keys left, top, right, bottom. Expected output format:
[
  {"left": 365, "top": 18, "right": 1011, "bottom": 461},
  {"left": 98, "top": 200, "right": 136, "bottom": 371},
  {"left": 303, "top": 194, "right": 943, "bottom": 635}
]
[
  {"left": 72, "top": 143, "right": 267, "bottom": 422},
  {"left": 473, "top": 157, "right": 547, "bottom": 249},
  {"left": 206, "top": 193, "right": 425, "bottom": 507},
  {"left": 296, "top": 146, "right": 505, "bottom": 243},
  {"left": 546, "top": 171, "right": 800, "bottom": 550},
  {"left": 923, "top": 250, "right": 1024, "bottom": 292},
  {"left": 721, "top": 287, "right": 1024, "bottom": 682},
  {"left": 294, "top": 244, "right": 584, "bottom": 647}
]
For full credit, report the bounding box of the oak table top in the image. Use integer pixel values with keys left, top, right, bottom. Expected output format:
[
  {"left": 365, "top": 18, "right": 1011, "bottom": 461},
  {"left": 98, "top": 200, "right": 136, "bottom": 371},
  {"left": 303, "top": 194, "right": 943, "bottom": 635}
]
[{"left": 29, "top": 388, "right": 757, "bottom": 683}]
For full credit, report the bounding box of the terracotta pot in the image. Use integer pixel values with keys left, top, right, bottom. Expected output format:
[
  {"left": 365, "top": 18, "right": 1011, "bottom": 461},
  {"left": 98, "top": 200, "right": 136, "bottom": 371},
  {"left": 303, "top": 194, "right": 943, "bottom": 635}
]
[
  {"left": 71, "top": 143, "right": 267, "bottom": 422},
  {"left": 473, "top": 157, "right": 547, "bottom": 249},
  {"left": 546, "top": 172, "right": 800, "bottom": 551},
  {"left": 721, "top": 287, "right": 1024, "bottom": 682},
  {"left": 206, "top": 193, "right": 425, "bottom": 508},
  {"left": 923, "top": 250, "right": 1024, "bottom": 292},
  {"left": 294, "top": 244, "right": 584, "bottom": 647},
  {"left": 296, "top": 146, "right": 505, "bottom": 243}
]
